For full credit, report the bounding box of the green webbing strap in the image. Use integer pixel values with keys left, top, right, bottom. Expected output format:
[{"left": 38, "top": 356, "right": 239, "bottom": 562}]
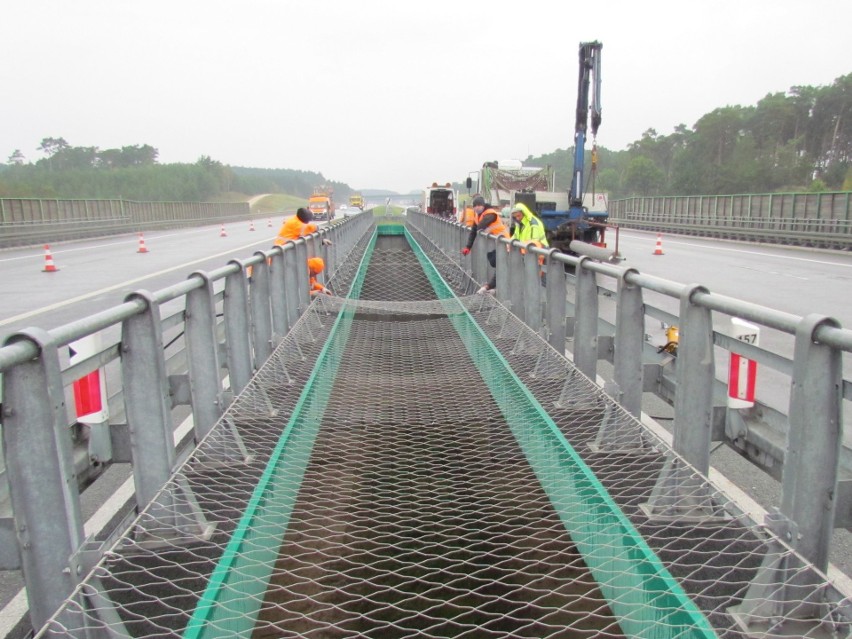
[
  {"left": 183, "top": 229, "right": 378, "bottom": 638},
  {"left": 404, "top": 227, "right": 717, "bottom": 639}
]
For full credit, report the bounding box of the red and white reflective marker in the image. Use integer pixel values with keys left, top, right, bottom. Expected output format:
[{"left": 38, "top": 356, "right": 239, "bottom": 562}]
[
  {"left": 727, "top": 318, "right": 759, "bottom": 409},
  {"left": 70, "top": 334, "right": 109, "bottom": 424}
]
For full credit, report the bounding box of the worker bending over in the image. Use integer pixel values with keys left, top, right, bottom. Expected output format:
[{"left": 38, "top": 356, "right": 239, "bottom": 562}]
[
  {"left": 248, "top": 207, "right": 332, "bottom": 279},
  {"left": 510, "top": 203, "right": 549, "bottom": 252},
  {"left": 461, "top": 195, "right": 510, "bottom": 294},
  {"left": 275, "top": 207, "right": 332, "bottom": 247},
  {"left": 308, "top": 257, "right": 332, "bottom": 296}
]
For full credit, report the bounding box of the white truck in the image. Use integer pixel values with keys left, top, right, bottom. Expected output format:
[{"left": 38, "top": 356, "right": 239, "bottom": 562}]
[{"left": 423, "top": 182, "right": 457, "bottom": 219}]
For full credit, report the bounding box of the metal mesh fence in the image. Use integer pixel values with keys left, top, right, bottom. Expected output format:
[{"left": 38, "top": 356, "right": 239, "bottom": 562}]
[{"left": 33, "top": 221, "right": 852, "bottom": 638}]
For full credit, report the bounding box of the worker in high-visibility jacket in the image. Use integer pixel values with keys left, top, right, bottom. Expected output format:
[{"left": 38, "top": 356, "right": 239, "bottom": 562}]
[
  {"left": 275, "top": 207, "right": 331, "bottom": 246},
  {"left": 307, "top": 257, "right": 332, "bottom": 296},
  {"left": 461, "top": 195, "right": 510, "bottom": 294},
  {"left": 510, "top": 202, "right": 549, "bottom": 283},
  {"left": 510, "top": 203, "right": 549, "bottom": 253}
]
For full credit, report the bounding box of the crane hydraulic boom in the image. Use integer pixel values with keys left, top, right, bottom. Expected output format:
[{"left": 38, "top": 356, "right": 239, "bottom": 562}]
[{"left": 569, "top": 41, "right": 602, "bottom": 211}]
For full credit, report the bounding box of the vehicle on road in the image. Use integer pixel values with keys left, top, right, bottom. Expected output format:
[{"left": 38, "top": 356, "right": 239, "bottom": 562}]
[
  {"left": 424, "top": 183, "right": 456, "bottom": 219},
  {"left": 309, "top": 187, "right": 335, "bottom": 221},
  {"left": 466, "top": 42, "right": 609, "bottom": 255}
]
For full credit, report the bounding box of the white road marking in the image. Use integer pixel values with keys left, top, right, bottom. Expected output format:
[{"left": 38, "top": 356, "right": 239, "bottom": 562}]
[
  {"left": 619, "top": 231, "right": 852, "bottom": 269},
  {"left": 0, "top": 238, "right": 273, "bottom": 327},
  {"left": 0, "top": 227, "right": 273, "bottom": 263},
  {"left": 733, "top": 265, "right": 810, "bottom": 280}
]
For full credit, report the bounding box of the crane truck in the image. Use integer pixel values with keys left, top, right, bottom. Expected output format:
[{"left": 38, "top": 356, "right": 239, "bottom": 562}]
[
  {"left": 547, "top": 40, "right": 608, "bottom": 252},
  {"left": 469, "top": 41, "right": 609, "bottom": 254}
]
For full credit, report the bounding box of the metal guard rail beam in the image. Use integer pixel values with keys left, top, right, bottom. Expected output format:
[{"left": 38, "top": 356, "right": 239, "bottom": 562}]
[
  {"left": 609, "top": 191, "right": 852, "bottom": 251},
  {"left": 0, "top": 198, "right": 253, "bottom": 248}
]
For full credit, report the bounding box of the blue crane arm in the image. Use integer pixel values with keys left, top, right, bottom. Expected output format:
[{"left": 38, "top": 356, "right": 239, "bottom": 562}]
[{"left": 569, "top": 41, "right": 602, "bottom": 213}]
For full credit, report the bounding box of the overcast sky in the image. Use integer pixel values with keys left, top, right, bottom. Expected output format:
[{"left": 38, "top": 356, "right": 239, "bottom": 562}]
[{"left": 2, "top": 0, "right": 850, "bottom": 194}]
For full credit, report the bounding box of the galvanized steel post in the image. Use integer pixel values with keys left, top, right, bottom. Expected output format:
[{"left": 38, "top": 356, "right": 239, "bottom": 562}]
[
  {"left": 545, "top": 250, "right": 567, "bottom": 355},
  {"left": 295, "top": 241, "right": 310, "bottom": 312},
  {"left": 573, "top": 257, "right": 599, "bottom": 379},
  {"left": 185, "top": 271, "right": 224, "bottom": 440},
  {"left": 223, "top": 260, "right": 253, "bottom": 394},
  {"left": 523, "top": 248, "right": 542, "bottom": 333},
  {"left": 283, "top": 245, "right": 300, "bottom": 329},
  {"left": 445, "top": 218, "right": 454, "bottom": 256},
  {"left": 494, "top": 237, "right": 510, "bottom": 305},
  {"left": 507, "top": 241, "right": 525, "bottom": 320},
  {"left": 249, "top": 251, "right": 273, "bottom": 365},
  {"left": 672, "top": 284, "right": 715, "bottom": 475},
  {"left": 613, "top": 269, "right": 644, "bottom": 417},
  {"left": 120, "top": 291, "right": 177, "bottom": 511},
  {"left": 782, "top": 314, "right": 843, "bottom": 572},
  {"left": 473, "top": 233, "right": 488, "bottom": 286},
  {"left": 324, "top": 229, "right": 337, "bottom": 281},
  {"left": 2, "top": 328, "right": 85, "bottom": 631},
  {"left": 268, "top": 249, "right": 288, "bottom": 338}
]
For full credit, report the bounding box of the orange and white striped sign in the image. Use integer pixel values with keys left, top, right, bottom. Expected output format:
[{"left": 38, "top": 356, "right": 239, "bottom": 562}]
[
  {"left": 69, "top": 334, "right": 109, "bottom": 423},
  {"left": 727, "top": 318, "right": 759, "bottom": 408}
]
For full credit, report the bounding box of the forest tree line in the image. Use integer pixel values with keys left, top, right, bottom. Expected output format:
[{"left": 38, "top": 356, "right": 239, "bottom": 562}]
[
  {"left": 0, "top": 139, "right": 350, "bottom": 202},
  {"left": 2, "top": 74, "right": 849, "bottom": 202},
  {"left": 525, "top": 73, "right": 850, "bottom": 198}
]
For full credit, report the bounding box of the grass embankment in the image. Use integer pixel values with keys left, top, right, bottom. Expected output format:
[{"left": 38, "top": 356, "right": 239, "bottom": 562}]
[
  {"left": 211, "top": 192, "right": 308, "bottom": 220},
  {"left": 212, "top": 191, "right": 256, "bottom": 203},
  {"left": 251, "top": 194, "right": 309, "bottom": 217}
]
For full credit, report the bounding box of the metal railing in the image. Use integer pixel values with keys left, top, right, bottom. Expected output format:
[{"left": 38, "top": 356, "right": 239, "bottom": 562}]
[
  {"left": 409, "top": 210, "right": 852, "bottom": 575},
  {"left": 609, "top": 191, "right": 852, "bottom": 249},
  {"left": 1, "top": 207, "right": 851, "bottom": 635},
  {"left": 0, "top": 198, "right": 252, "bottom": 247},
  {"left": 0, "top": 213, "right": 373, "bottom": 632}
]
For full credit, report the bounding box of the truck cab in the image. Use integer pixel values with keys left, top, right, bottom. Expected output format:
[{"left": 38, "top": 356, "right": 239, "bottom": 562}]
[
  {"left": 424, "top": 183, "right": 456, "bottom": 219},
  {"left": 348, "top": 194, "right": 365, "bottom": 210},
  {"left": 309, "top": 189, "right": 335, "bottom": 221}
]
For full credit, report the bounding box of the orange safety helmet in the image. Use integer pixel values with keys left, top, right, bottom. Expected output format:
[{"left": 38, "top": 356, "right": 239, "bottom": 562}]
[{"left": 307, "top": 257, "right": 325, "bottom": 275}]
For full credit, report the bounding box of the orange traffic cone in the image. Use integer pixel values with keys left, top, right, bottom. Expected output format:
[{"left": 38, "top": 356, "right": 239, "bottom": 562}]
[
  {"left": 220, "top": 224, "right": 227, "bottom": 237},
  {"left": 42, "top": 244, "right": 59, "bottom": 272},
  {"left": 653, "top": 233, "right": 664, "bottom": 256},
  {"left": 137, "top": 233, "right": 149, "bottom": 253},
  {"left": 249, "top": 220, "right": 256, "bottom": 232}
]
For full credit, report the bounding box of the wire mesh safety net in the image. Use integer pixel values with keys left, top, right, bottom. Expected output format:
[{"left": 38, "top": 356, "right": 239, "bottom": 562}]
[{"left": 36, "top": 220, "right": 851, "bottom": 639}]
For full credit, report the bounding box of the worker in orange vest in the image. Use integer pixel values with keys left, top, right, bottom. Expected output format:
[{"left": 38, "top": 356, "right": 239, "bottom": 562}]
[
  {"left": 458, "top": 199, "right": 477, "bottom": 227},
  {"left": 248, "top": 207, "right": 332, "bottom": 279},
  {"left": 460, "top": 195, "right": 510, "bottom": 294},
  {"left": 275, "top": 207, "right": 332, "bottom": 246},
  {"left": 308, "top": 257, "right": 332, "bottom": 296}
]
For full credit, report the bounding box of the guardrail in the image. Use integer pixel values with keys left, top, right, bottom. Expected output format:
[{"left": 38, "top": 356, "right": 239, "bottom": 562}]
[
  {"left": 0, "top": 198, "right": 252, "bottom": 248},
  {"left": 1, "top": 208, "right": 850, "bottom": 635},
  {"left": 610, "top": 191, "right": 852, "bottom": 250},
  {"left": 409, "top": 210, "right": 852, "bottom": 577},
  {"left": 0, "top": 213, "right": 373, "bottom": 633}
]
